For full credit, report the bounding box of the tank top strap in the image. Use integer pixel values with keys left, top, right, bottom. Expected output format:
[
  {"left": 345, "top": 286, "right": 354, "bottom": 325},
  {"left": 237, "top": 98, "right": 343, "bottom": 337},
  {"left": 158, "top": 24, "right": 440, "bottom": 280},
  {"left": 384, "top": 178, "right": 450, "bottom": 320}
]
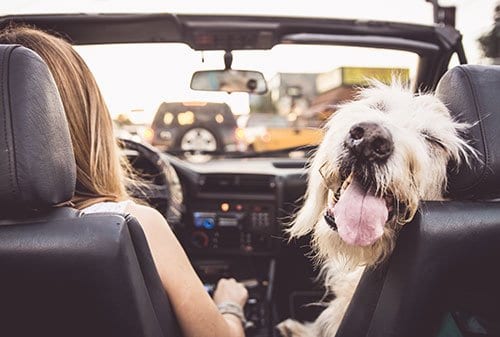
[{"left": 81, "top": 200, "right": 133, "bottom": 214}]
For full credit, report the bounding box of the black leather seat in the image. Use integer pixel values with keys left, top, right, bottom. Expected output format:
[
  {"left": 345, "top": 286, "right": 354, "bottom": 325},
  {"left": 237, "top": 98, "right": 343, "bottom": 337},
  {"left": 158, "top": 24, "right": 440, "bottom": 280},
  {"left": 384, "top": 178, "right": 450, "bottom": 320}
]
[
  {"left": 0, "top": 44, "right": 180, "bottom": 337},
  {"left": 336, "top": 65, "right": 500, "bottom": 337}
]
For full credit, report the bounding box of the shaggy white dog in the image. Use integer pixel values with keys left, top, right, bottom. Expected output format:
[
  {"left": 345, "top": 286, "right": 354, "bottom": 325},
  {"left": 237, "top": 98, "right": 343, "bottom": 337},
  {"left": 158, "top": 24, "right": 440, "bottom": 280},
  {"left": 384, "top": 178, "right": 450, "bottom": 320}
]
[{"left": 277, "top": 82, "right": 473, "bottom": 337}]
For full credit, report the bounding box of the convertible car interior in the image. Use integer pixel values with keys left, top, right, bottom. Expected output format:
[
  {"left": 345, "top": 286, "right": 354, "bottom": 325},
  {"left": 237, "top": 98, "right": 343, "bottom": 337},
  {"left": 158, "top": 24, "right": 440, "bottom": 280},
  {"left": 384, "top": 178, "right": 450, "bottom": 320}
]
[{"left": 0, "top": 10, "right": 499, "bottom": 337}]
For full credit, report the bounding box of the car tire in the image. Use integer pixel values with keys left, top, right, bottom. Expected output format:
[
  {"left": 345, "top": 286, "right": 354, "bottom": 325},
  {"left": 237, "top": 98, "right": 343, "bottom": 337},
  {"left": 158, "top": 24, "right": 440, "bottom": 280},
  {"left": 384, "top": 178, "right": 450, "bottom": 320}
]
[{"left": 175, "top": 126, "right": 222, "bottom": 152}]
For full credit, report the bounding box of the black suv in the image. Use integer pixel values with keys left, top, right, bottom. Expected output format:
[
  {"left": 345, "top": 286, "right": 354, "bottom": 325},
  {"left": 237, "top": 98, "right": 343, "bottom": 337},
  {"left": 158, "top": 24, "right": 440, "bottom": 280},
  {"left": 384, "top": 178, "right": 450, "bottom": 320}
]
[{"left": 150, "top": 101, "right": 239, "bottom": 154}]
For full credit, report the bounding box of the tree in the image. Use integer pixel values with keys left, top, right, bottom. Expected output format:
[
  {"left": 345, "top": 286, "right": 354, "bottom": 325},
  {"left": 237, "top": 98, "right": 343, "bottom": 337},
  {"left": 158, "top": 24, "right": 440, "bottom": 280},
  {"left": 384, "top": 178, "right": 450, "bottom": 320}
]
[{"left": 478, "top": 4, "right": 500, "bottom": 62}]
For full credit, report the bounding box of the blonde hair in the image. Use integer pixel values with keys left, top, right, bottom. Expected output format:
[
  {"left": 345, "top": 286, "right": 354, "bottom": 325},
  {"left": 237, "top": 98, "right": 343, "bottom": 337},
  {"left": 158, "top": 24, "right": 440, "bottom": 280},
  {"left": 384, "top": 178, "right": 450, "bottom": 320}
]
[{"left": 0, "top": 25, "right": 131, "bottom": 209}]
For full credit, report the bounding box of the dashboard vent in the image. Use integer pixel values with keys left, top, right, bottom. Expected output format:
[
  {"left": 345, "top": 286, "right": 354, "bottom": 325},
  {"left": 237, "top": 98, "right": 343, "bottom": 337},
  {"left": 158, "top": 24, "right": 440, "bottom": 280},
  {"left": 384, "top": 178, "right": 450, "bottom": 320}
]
[{"left": 200, "top": 174, "right": 276, "bottom": 194}]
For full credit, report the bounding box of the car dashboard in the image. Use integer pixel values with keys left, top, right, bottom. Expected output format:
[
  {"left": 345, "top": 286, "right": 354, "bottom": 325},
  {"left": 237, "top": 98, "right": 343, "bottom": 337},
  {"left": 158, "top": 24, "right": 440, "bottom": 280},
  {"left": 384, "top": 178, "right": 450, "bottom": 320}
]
[
  {"left": 170, "top": 157, "right": 306, "bottom": 253},
  {"left": 125, "top": 141, "right": 312, "bottom": 336},
  {"left": 169, "top": 156, "right": 309, "bottom": 336}
]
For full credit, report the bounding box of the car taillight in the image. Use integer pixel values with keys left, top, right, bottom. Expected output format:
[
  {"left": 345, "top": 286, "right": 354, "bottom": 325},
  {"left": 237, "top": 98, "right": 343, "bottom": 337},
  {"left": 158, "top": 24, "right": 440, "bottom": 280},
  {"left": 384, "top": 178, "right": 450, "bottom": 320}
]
[{"left": 142, "top": 127, "right": 154, "bottom": 143}]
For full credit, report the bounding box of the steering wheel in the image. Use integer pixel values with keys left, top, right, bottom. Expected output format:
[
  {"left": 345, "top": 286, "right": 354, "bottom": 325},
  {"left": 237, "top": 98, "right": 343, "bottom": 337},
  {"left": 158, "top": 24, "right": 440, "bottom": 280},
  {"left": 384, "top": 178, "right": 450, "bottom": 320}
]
[{"left": 119, "top": 138, "right": 184, "bottom": 226}]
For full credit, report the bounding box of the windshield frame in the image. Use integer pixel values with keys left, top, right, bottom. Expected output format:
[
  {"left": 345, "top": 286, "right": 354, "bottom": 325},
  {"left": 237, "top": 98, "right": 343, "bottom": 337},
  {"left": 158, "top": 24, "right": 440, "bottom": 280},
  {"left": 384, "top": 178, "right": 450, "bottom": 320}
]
[{"left": 0, "top": 13, "right": 466, "bottom": 90}]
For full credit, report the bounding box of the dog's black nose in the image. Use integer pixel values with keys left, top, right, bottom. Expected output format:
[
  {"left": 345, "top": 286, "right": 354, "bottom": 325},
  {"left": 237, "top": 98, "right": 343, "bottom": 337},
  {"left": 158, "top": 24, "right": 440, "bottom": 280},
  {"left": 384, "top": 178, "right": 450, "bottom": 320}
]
[{"left": 346, "top": 122, "right": 393, "bottom": 161}]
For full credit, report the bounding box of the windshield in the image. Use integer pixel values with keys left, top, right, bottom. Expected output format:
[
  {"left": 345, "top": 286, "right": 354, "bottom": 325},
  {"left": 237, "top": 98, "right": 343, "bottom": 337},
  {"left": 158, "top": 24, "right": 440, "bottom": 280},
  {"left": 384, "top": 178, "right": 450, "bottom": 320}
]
[{"left": 75, "top": 43, "right": 418, "bottom": 161}]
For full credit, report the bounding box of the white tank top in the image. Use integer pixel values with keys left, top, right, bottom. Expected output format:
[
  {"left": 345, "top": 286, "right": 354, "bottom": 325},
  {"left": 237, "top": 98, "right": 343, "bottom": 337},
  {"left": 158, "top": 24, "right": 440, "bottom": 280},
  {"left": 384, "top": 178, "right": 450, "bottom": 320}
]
[{"left": 81, "top": 200, "right": 133, "bottom": 214}]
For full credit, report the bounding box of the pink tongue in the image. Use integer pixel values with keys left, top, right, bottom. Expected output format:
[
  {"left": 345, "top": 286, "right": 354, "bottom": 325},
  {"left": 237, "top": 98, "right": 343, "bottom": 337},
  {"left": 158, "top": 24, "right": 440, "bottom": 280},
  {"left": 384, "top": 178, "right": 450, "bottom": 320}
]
[{"left": 332, "top": 179, "right": 388, "bottom": 246}]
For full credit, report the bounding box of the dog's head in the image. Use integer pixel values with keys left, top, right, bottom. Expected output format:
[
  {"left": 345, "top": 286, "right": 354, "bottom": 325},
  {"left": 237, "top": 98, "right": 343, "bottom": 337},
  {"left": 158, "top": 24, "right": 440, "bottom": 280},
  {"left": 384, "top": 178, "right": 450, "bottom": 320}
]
[{"left": 289, "top": 82, "right": 473, "bottom": 266}]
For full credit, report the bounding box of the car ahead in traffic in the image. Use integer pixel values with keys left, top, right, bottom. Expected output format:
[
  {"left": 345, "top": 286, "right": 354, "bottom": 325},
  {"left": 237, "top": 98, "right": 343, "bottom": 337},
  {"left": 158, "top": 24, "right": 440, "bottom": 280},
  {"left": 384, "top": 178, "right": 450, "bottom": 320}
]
[
  {"left": 149, "top": 101, "right": 240, "bottom": 154},
  {"left": 2, "top": 4, "right": 499, "bottom": 337},
  {"left": 237, "top": 112, "right": 324, "bottom": 152}
]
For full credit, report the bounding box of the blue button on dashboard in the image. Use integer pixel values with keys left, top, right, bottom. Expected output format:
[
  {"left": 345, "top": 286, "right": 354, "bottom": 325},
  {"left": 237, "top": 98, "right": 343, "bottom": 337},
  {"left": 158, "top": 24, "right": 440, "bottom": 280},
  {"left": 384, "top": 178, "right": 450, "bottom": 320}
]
[{"left": 202, "top": 218, "right": 215, "bottom": 230}]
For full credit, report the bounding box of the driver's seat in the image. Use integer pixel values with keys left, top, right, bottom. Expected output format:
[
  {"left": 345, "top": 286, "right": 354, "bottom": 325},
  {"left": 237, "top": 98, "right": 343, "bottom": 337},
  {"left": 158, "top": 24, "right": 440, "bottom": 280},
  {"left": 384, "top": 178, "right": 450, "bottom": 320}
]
[{"left": 0, "top": 45, "right": 180, "bottom": 337}]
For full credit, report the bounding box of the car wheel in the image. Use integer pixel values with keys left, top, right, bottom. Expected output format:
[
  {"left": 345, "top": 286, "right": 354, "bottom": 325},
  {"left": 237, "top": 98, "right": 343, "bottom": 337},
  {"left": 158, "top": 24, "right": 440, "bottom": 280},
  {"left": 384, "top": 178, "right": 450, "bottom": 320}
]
[
  {"left": 177, "top": 127, "right": 220, "bottom": 162},
  {"left": 179, "top": 127, "right": 218, "bottom": 152}
]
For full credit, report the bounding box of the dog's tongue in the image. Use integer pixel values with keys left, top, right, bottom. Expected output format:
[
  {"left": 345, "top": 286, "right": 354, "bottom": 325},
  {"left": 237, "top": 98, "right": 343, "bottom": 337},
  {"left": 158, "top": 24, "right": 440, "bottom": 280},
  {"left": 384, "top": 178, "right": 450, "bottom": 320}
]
[{"left": 332, "top": 179, "right": 388, "bottom": 246}]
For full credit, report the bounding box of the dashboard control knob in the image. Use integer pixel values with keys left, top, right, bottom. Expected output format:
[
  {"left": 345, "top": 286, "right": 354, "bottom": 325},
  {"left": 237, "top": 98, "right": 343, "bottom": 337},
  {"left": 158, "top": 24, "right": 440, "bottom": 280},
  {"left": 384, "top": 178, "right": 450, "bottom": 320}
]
[
  {"left": 191, "top": 231, "right": 209, "bottom": 248},
  {"left": 202, "top": 218, "right": 215, "bottom": 230}
]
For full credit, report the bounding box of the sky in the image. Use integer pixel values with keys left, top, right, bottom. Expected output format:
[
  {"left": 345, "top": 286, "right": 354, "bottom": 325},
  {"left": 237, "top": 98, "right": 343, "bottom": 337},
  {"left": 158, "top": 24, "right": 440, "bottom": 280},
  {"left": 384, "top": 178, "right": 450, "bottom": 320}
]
[{"left": 1, "top": 0, "right": 497, "bottom": 123}]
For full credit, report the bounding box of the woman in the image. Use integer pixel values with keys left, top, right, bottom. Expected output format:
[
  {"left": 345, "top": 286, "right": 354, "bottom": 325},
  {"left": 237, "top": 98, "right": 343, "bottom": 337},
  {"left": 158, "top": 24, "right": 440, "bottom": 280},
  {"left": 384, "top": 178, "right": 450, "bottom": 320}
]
[{"left": 0, "top": 26, "right": 248, "bottom": 337}]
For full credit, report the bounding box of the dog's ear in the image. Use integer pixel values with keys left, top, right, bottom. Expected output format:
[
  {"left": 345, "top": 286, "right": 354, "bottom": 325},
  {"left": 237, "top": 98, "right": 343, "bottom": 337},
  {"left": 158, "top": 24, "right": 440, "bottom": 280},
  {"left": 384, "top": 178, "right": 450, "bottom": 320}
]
[{"left": 286, "top": 151, "right": 329, "bottom": 239}]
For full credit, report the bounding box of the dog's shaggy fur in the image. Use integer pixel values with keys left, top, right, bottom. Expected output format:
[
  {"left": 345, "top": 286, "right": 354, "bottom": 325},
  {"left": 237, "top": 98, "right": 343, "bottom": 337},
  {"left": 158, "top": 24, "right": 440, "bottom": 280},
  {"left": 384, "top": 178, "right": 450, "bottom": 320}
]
[{"left": 277, "top": 82, "right": 473, "bottom": 337}]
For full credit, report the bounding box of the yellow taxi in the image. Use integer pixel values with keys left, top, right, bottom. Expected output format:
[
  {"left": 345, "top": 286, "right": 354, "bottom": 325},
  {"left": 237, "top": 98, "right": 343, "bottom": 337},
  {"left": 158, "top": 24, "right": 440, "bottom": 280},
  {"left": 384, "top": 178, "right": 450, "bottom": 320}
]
[{"left": 237, "top": 113, "right": 324, "bottom": 152}]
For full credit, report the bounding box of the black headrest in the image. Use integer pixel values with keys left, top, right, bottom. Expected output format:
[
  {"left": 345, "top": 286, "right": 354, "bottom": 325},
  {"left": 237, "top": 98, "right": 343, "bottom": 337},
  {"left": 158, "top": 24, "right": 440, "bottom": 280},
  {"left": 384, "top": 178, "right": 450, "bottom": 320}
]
[
  {"left": 437, "top": 65, "right": 500, "bottom": 199},
  {"left": 0, "top": 45, "right": 75, "bottom": 209}
]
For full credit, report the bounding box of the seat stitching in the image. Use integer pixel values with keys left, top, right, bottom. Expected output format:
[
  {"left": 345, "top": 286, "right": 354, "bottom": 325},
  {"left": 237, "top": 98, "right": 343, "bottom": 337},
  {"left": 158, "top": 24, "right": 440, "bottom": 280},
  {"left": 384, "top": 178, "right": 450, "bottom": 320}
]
[
  {"left": 458, "top": 66, "right": 491, "bottom": 193},
  {"left": 1, "top": 46, "right": 16, "bottom": 198}
]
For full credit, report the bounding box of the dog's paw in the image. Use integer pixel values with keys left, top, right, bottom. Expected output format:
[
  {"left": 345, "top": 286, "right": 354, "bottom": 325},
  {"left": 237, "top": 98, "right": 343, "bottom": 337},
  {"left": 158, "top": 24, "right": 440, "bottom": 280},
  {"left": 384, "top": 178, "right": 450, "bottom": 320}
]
[{"left": 276, "top": 319, "right": 311, "bottom": 337}]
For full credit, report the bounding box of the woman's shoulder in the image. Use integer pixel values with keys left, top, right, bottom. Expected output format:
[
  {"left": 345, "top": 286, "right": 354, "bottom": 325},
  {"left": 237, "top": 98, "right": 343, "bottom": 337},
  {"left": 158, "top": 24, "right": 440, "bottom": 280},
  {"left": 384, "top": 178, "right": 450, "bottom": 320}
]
[
  {"left": 82, "top": 200, "right": 167, "bottom": 228},
  {"left": 124, "top": 201, "right": 168, "bottom": 226},
  {"left": 124, "top": 201, "right": 176, "bottom": 245}
]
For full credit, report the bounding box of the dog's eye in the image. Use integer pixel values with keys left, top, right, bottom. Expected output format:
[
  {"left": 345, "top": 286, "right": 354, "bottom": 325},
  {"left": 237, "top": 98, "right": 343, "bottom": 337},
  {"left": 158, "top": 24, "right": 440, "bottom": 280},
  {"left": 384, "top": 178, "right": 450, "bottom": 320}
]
[{"left": 421, "top": 130, "right": 446, "bottom": 149}]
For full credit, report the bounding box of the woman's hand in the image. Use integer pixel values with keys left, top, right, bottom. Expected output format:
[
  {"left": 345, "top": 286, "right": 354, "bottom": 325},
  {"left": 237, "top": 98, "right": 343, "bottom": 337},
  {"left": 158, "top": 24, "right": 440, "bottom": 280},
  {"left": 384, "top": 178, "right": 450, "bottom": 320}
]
[{"left": 213, "top": 278, "right": 248, "bottom": 308}]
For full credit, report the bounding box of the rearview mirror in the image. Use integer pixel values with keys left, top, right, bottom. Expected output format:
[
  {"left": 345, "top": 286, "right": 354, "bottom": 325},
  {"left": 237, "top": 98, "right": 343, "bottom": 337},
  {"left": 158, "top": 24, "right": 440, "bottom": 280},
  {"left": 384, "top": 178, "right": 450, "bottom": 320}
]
[{"left": 191, "top": 69, "right": 268, "bottom": 94}]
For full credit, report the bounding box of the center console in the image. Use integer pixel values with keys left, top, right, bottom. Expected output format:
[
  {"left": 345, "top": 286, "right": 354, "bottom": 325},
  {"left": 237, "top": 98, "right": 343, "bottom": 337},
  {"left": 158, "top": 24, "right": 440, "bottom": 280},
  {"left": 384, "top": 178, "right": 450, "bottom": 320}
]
[
  {"left": 194, "top": 258, "right": 274, "bottom": 336},
  {"left": 177, "top": 173, "right": 280, "bottom": 336},
  {"left": 189, "top": 198, "right": 275, "bottom": 252}
]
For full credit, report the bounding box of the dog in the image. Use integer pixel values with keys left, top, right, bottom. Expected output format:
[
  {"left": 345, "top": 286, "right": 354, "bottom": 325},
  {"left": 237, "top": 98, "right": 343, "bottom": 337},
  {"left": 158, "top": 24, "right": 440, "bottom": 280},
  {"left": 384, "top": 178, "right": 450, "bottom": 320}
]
[{"left": 277, "top": 81, "right": 474, "bottom": 337}]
